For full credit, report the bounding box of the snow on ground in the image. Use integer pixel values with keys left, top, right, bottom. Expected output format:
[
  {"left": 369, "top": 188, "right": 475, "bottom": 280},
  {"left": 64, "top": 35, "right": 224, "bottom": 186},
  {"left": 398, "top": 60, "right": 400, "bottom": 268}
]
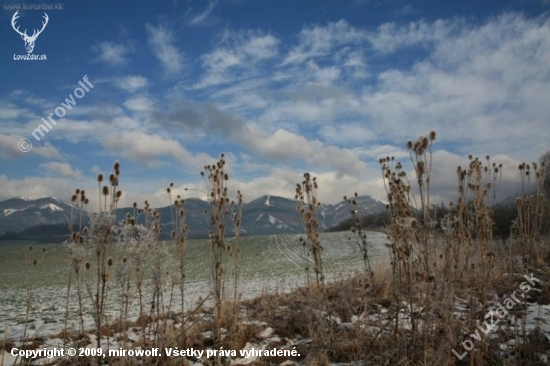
[{"left": 0, "top": 232, "right": 389, "bottom": 343}]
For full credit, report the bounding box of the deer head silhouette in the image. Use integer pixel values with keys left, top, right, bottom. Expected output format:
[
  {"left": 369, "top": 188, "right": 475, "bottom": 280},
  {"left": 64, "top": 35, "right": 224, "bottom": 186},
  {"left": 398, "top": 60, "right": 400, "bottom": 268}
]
[{"left": 11, "top": 11, "right": 49, "bottom": 54}]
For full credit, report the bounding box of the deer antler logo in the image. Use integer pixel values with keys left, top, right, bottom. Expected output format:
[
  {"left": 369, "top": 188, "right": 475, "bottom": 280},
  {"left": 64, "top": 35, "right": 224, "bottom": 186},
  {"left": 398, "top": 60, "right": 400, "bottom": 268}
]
[{"left": 11, "top": 11, "right": 49, "bottom": 54}]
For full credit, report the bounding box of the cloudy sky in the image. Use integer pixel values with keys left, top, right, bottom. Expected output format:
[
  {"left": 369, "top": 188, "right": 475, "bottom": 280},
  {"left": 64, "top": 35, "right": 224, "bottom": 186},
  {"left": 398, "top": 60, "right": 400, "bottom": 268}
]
[{"left": 1, "top": 0, "right": 549, "bottom": 210}]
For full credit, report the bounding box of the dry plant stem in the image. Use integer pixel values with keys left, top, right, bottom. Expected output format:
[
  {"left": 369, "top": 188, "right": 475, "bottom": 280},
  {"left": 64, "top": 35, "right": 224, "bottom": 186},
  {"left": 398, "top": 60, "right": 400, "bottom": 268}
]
[
  {"left": 66, "top": 196, "right": 87, "bottom": 337},
  {"left": 514, "top": 162, "right": 546, "bottom": 261},
  {"left": 295, "top": 173, "right": 325, "bottom": 290},
  {"left": 295, "top": 173, "right": 336, "bottom": 350},
  {"left": 344, "top": 193, "right": 374, "bottom": 282},
  {"left": 231, "top": 190, "right": 243, "bottom": 305},
  {"left": 169, "top": 186, "right": 188, "bottom": 347},
  {"left": 380, "top": 132, "right": 438, "bottom": 350},
  {"left": 67, "top": 163, "right": 121, "bottom": 361},
  {"left": 63, "top": 271, "right": 72, "bottom": 336},
  {"left": 202, "top": 153, "right": 241, "bottom": 365},
  {"left": 22, "top": 246, "right": 37, "bottom": 343},
  {"left": 1, "top": 327, "right": 7, "bottom": 366}
]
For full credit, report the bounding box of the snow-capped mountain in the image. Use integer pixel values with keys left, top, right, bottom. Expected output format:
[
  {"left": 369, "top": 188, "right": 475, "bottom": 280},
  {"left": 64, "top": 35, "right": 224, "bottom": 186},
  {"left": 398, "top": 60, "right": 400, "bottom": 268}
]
[
  {"left": 0, "top": 197, "right": 83, "bottom": 235},
  {"left": 0, "top": 195, "right": 386, "bottom": 239}
]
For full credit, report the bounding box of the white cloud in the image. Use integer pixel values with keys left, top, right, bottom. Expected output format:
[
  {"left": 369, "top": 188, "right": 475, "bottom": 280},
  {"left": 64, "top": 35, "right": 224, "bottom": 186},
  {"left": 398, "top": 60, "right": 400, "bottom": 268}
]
[
  {"left": 92, "top": 41, "right": 132, "bottom": 66},
  {"left": 102, "top": 130, "right": 214, "bottom": 171},
  {"left": 239, "top": 125, "right": 367, "bottom": 177},
  {"left": 123, "top": 96, "right": 155, "bottom": 112},
  {"left": 282, "top": 19, "right": 366, "bottom": 65},
  {"left": 115, "top": 76, "right": 148, "bottom": 92},
  {"left": 367, "top": 18, "right": 456, "bottom": 53},
  {"left": 0, "top": 134, "right": 63, "bottom": 160},
  {"left": 0, "top": 101, "right": 24, "bottom": 119},
  {"left": 359, "top": 13, "right": 550, "bottom": 159},
  {"left": 40, "top": 162, "right": 82, "bottom": 179},
  {"left": 0, "top": 175, "right": 79, "bottom": 203},
  {"left": 353, "top": 144, "right": 408, "bottom": 160},
  {"left": 258, "top": 83, "right": 361, "bottom": 126},
  {"left": 189, "top": 0, "right": 219, "bottom": 25},
  {"left": 320, "top": 123, "right": 376, "bottom": 144},
  {"left": 194, "top": 30, "right": 280, "bottom": 88},
  {"left": 146, "top": 23, "right": 184, "bottom": 74}
]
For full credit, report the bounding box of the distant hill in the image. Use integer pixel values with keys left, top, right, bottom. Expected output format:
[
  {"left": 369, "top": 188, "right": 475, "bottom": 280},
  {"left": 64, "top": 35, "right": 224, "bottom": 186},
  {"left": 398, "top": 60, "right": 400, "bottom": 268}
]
[
  {"left": 0, "top": 195, "right": 387, "bottom": 241},
  {"left": 0, "top": 197, "right": 83, "bottom": 236}
]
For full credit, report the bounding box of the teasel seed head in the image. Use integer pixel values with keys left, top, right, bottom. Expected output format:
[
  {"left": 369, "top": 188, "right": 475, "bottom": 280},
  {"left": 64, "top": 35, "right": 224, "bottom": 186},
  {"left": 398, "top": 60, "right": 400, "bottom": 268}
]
[
  {"left": 114, "top": 162, "right": 120, "bottom": 171},
  {"left": 429, "top": 130, "right": 436, "bottom": 140},
  {"left": 102, "top": 186, "right": 109, "bottom": 196},
  {"left": 406, "top": 140, "right": 413, "bottom": 150},
  {"left": 85, "top": 262, "right": 90, "bottom": 270},
  {"left": 421, "top": 136, "right": 429, "bottom": 148},
  {"left": 33, "top": 259, "right": 37, "bottom": 266},
  {"left": 107, "top": 257, "right": 113, "bottom": 267}
]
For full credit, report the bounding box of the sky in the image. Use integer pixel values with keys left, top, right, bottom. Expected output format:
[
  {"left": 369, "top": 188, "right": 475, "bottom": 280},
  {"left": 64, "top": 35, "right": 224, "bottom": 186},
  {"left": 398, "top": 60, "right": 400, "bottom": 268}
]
[{"left": 0, "top": 0, "right": 549, "bottom": 211}]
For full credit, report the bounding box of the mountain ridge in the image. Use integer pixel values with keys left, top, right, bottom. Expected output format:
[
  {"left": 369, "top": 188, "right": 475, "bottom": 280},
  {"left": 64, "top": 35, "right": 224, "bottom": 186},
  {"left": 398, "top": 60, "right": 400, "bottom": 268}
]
[{"left": 0, "top": 195, "right": 387, "bottom": 240}]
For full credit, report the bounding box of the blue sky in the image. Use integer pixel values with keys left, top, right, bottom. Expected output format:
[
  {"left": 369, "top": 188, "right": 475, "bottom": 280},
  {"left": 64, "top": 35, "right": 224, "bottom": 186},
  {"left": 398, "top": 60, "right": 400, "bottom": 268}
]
[{"left": 1, "top": 0, "right": 549, "bottom": 210}]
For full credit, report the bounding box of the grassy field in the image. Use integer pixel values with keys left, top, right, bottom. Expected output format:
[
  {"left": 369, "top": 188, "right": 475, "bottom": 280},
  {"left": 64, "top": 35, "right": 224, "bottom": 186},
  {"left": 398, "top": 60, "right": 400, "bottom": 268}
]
[{"left": 0, "top": 231, "right": 388, "bottom": 340}]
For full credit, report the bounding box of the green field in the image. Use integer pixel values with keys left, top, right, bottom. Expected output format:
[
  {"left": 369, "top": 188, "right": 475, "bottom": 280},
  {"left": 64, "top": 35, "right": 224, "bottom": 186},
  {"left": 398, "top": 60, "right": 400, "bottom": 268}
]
[{"left": 0, "top": 231, "right": 389, "bottom": 340}]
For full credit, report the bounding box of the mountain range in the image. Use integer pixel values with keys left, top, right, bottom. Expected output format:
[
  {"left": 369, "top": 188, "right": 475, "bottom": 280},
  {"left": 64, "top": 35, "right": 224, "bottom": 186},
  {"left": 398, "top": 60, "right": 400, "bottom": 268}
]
[{"left": 0, "top": 195, "right": 387, "bottom": 241}]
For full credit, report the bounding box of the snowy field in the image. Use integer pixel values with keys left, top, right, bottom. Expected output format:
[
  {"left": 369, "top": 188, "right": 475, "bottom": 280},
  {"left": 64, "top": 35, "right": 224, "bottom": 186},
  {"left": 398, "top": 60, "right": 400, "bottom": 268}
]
[{"left": 0, "top": 231, "right": 389, "bottom": 341}]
